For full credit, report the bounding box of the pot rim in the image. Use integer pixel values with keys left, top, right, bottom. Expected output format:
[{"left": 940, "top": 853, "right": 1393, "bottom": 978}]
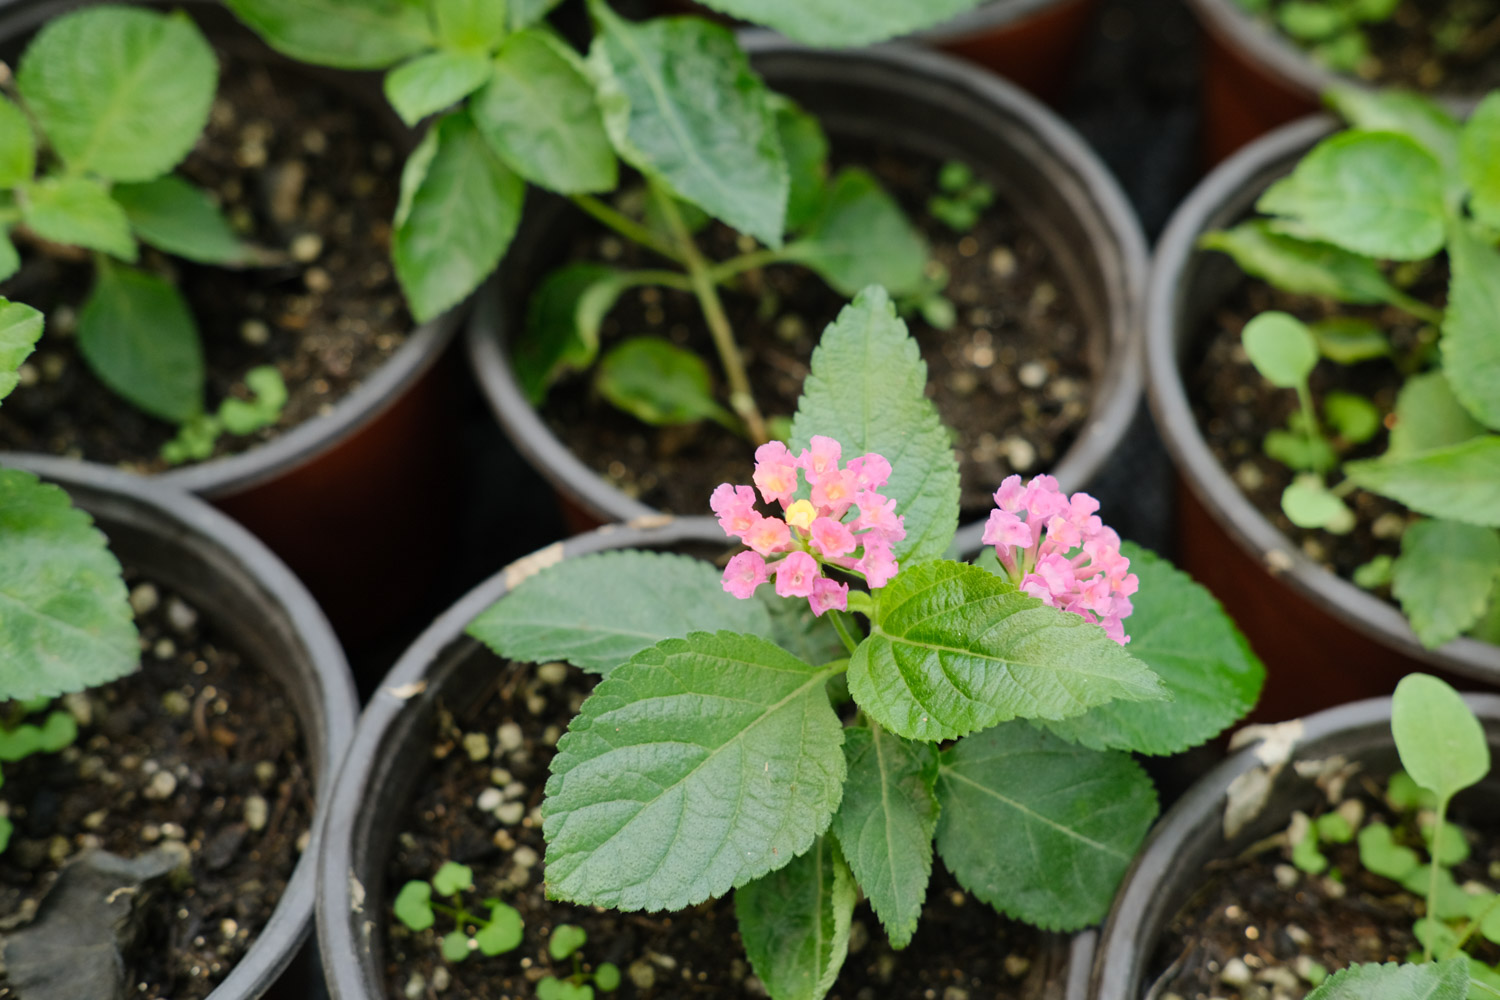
[
  {"left": 1089, "top": 690, "right": 1500, "bottom": 999},
  {"left": 0, "top": 0, "right": 464, "bottom": 501},
  {"left": 1144, "top": 112, "right": 1500, "bottom": 683},
  {"left": 2, "top": 453, "right": 358, "bottom": 1000},
  {"left": 464, "top": 38, "right": 1146, "bottom": 552},
  {"left": 911, "top": 0, "right": 1090, "bottom": 45}
]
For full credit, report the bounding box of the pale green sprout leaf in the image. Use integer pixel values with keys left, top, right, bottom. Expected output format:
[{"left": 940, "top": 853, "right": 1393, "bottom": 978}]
[
  {"left": 219, "top": 366, "right": 288, "bottom": 436},
  {"left": 77, "top": 263, "right": 204, "bottom": 424},
  {"left": 594, "top": 963, "right": 621, "bottom": 991},
  {"left": 1401, "top": 865, "right": 1471, "bottom": 920},
  {"left": 537, "top": 978, "right": 592, "bottom": 1000},
  {"left": 788, "top": 168, "right": 928, "bottom": 297},
  {"left": 1387, "top": 372, "right": 1485, "bottom": 458},
  {"left": 474, "top": 902, "right": 523, "bottom": 955},
  {"left": 384, "top": 49, "right": 493, "bottom": 127},
  {"left": 1199, "top": 222, "right": 1402, "bottom": 305},
  {"left": 1391, "top": 519, "right": 1500, "bottom": 649},
  {"left": 1242, "top": 311, "right": 1318, "bottom": 389},
  {"left": 392, "top": 880, "right": 435, "bottom": 931},
  {"left": 112, "top": 176, "right": 250, "bottom": 266},
  {"left": 1282, "top": 475, "right": 1356, "bottom": 533},
  {"left": 1357, "top": 822, "right": 1420, "bottom": 881},
  {"left": 441, "top": 929, "right": 470, "bottom": 962},
  {"left": 1302, "top": 959, "right": 1469, "bottom": 1000},
  {"left": 432, "top": 861, "right": 474, "bottom": 895},
  {"left": 21, "top": 177, "right": 137, "bottom": 261},
  {"left": 1310, "top": 317, "right": 1391, "bottom": 364},
  {"left": 0, "top": 95, "right": 35, "bottom": 189},
  {"left": 224, "top": 0, "right": 433, "bottom": 69},
  {"left": 1353, "top": 555, "right": 1394, "bottom": 589},
  {"left": 1324, "top": 391, "right": 1380, "bottom": 443},
  {"left": 1439, "top": 223, "right": 1500, "bottom": 431},
  {"left": 1387, "top": 771, "right": 1438, "bottom": 811},
  {"left": 0, "top": 299, "right": 44, "bottom": 404},
  {"left": 548, "top": 923, "right": 587, "bottom": 961},
  {"left": 1316, "top": 811, "right": 1353, "bottom": 843},
  {"left": 686, "top": 0, "right": 986, "bottom": 47},
  {"left": 1264, "top": 428, "right": 1338, "bottom": 472},
  {"left": 1462, "top": 92, "right": 1500, "bottom": 228},
  {"left": 735, "top": 835, "right": 855, "bottom": 1000},
  {"left": 594, "top": 336, "right": 736, "bottom": 429},
  {"left": 1345, "top": 436, "right": 1500, "bottom": 527},
  {"left": 1391, "top": 673, "right": 1489, "bottom": 801},
  {"left": 1419, "top": 815, "right": 1470, "bottom": 866},
  {"left": 0, "top": 710, "right": 78, "bottom": 760}
]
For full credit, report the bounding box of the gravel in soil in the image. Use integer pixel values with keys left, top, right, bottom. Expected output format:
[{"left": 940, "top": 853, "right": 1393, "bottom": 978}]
[
  {"left": 540, "top": 145, "right": 1095, "bottom": 519},
  {"left": 1151, "top": 781, "right": 1500, "bottom": 1000},
  {"left": 0, "top": 573, "right": 313, "bottom": 1000},
  {"left": 0, "top": 45, "right": 410, "bottom": 472},
  {"left": 382, "top": 656, "right": 1066, "bottom": 1000}
]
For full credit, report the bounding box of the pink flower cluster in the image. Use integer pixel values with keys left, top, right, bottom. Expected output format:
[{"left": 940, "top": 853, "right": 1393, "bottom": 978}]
[
  {"left": 983, "top": 474, "right": 1138, "bottom": 644},
  {"left": 712, "top": 437, "right": 906, "bottom": 616}
]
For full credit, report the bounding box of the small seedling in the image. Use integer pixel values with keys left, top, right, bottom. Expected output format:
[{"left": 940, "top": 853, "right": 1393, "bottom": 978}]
[
  {"left": 928, "top": 160, "right": 995, "bottom": 233},
  {"left": 0, "top": 699, "right": 80, "bottom": 852},
  {"left": 536, "top": 924, "right": 621, "bottom": 1000},
  {"left": 393, "top": 861, "right": 524, "bottom": 963}
]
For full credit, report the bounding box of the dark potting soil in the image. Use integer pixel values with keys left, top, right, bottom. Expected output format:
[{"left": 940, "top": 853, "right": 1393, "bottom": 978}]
[
  {"left": 1253, "top": 0, "right": 1500, "bottom": 93},
  {"left": 1150, "top": 782, "right": 1500, "bottom": 1000},
  {"left": 0, "top": 572, "right": 313, "bottom": 1000},
  {"left": 0, "top": 46, "right": 410, "bottom": 471},
  {"left": 1187, "top": 270, "right": 1440, "bottom": 583},
  {"left": 382, "top": 656, "right": 1067, "bottom": 1000},
  {"left": 540, "top": 147, "right": 1095, "bottom": 519}
]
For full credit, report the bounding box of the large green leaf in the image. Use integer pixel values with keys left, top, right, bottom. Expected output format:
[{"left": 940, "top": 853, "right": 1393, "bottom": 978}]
[
  {"left": 772, "top": 96, "right": 828, "bottom": 234},
  {"left": 224, "top": 0, "right": 433, "bottom": 69},
  {"left": 16, "top": 7, "right": 216, "bottom": 181},
  {"left": 1440, "top": 224, "right": 1500, "bottom": 430},
  {"left": 0, "top": 300, "right": 44, "bottom": 404},
  {"left": 1462, "top": 92, "right": 1500, "bottom": 228},
  {"left": 542, "top": 632, "right": 846, "bottom": 911},
  {"left": 1387, "top": 372, "right": 1485, "bottom": 458},
  {"left": 1040, "top": 545, "right": 1265, "bottom": 755},
  {"left": 1323, "top": 87, "right": 1462, "bottom": 187},
  {"left": 588, "top": 2, "right": 787, "bottom": 246},
  {"left": 594, "top": 336, "right": 735, "bottom": 428},
  {"left": 788, "top": 168, "right": 928, "bottom": 297},
  {"left": 789, "top": 287, "right": 960, "bottom": 564},
  {"left": 473, "top": 29, "right": 617, "bottom": 195},
  {"left": 0, "top": 95, "right": 35, "bottom": 189},
  {"left": 77, "top": 263, "right": 203, "bottom": 424},
  {"left": 384, "top": 49, "right": 493, "bottom": 126},
  {"left": 431, "top": 0, "right": 507, "bottom": 51},
  {"left": 467, "top": 550, "right": 776, "bottom": 676},
  {"left": 935, "top": 722, "right": 1157, "bottom": 931},
  {"left": 392, "top": 110, "right": 524, "bottom": 321},
  {"left": 688, "top": 0, "right": 986, "bottom": 46},
  {"left": 0, "top": 469, "right": 138, "bottom": 702},
  {"left": 1198, "top": 221, "right": 1404, "bottom": 305},
  {"left": 512, "top": 263, "right": 621, "bottom": 402},
  {"left": 1392, "top": 674, "right": 1489, "bottom": 801},
  {"left": 1303, "top": 959, "right": 1469, "bottom": 1000},
  {"left": 1257, "top": 130, "right": 1447, "bottom": 261},
  {"left": 828, "top": 725, "right": 938, "bottom": 949},
  {"left": 112, "top": 176, "right": 249, "bottom": 265},
  {"left": 1345, "top": 436, "right": 1500, "bottom": 527},
  {"left": 735, "top": 836, "right": 854, "bottom": 1000},
  {"left": 848, "top": 561, "right": 1166, "bottom": 743},
  {"left": 1391, "top": 519, "right": 1500, "bottom": 649},
  {"left": 20, "top": 178, "right": 136, "bottom": 261}
]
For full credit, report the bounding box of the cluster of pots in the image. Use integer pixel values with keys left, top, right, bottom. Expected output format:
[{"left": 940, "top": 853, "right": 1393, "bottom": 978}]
[{"left": 3, "top": 0, "right": 1499, "bottom": 998}]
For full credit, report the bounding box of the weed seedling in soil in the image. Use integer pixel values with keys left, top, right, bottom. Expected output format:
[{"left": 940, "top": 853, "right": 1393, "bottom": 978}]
[
  {"left": 0, "top": 698, "right": 77, "bottom": 851},
  {"left": 0, "top": 6, "right": 286, "bottom": 461},
  {"left": 1200, "top": 86, "right": 1500, "bottom": 650},
  {"left": 928, "top": 160, "right": 996, "bottom": 234},
  {"left": 394, "top": 861, "right": 525, "bottom": 963},
  {"left": 536, "top": 924, "right": 620, "bottom": 1000},
  {"left": 466, "top": 286, "right": 1266, "bottom": 1000}
]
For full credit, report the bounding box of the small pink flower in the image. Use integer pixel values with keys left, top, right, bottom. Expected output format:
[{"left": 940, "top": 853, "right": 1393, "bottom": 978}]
[
  {"left": 775, "top": 551, "right": 820, "bottom": 598},
  {"left": 722, "top": 551, "right": 768, "bottom": 599},
  {"left": 809, "top": 576, "right": 849, "bottom": 617},
  {"left": 809, "top": 517, "right": 856, "bottom": 558},
  {"left": 743, "top": 515, "right": 792, "bottom": 556},
  {"left": 711, "top": 483, "right": 759, "bottom": 537},
  {"left": 994, "top": 475, "right": 1028, "bottom": 513},
  {"left": 810, "top": 468, "right": 859, "bottom": 518},
  {"left": 801, "top": 436, "right": 842, "bottom": 482},
  {"left": 982, "top": 509, "right": 1033, "bottom": 550},
  {"left": 853, "top": 492, "right": 906, "bottom": 543},
  {"left": 858, "top": 536, "right": 899, "bottom": 589},
  {"left": 753, "top": 441, "right": 800, "bottom": 508},
  {"left": 846, "top": 454, "right": 891, "bottom": 490}
]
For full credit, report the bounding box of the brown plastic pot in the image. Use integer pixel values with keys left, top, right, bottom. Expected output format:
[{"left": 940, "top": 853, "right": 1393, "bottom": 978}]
[
  {"left": 1089, "top": 691, "right": 1500, "bottom": 1000},
  {"left": 1145, "top": 114, "right": 1500, "bottom": 724},
  {"left": 0, "top": 0, "right": 464, "bottom": 647},
  {"left": 4, "top": 454, "right": 358, "bottom": 1000},
  {"left": 466, "top": 39, "right": 1146, "bottom": 554},
  {"left": 316, "top": 517, "right": 1096, "bottom": 1000},
  {"left": 911, "top": 0, "right": 1100, "bottom": 102}
]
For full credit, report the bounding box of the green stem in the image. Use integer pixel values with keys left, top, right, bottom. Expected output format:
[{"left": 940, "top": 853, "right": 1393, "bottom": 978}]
[
  {"left": 1426, "top": 793, "right": 1452, "bottom": 963},
  {"left": 1295, "top": 380, "right": 1335, "bottom": 475},
  {"left": 1451, "top": 891, "right": 1500, "bottom": 956},
  {"left": 648, "top": 178, "right": 768, "bottom": 445},
  {"left": 707, "top": 246, "right": 804, "bottom": 285},
  {"left": 620, "top": 269, "right": 694, "bottom": 293},
  {"left": 1331, "top": 477, "right": 1358, "bottom": 498},
  {"left": 1386, "top": 290, "right": 1444, "bottom": 327},
  {"left": 829, "top": 611, "right": 860, "bottom": 656},
  {"left": 1472, "top": 979, "right": 1500, "bottom": 1000},
  {"left": 570, "top": 194, "right": 684, "bottom": 265}
]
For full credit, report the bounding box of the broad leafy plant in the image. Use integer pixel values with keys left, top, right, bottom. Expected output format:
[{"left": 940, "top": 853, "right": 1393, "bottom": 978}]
[
  {"left": 1202, "top": 86, "right": 1500, "bottom": 650},
  {"left": 223, "top": 0, "right": 968, "bottom": 444},
  {"left": 0, "top": 5, "right": 285, "bottom": 461},
  {"left": 466, "top": 286, "right": 1266, "bottom": 1000},
  {"left": 1230, "top": 0, "right": 1495, "bottom": 77}
]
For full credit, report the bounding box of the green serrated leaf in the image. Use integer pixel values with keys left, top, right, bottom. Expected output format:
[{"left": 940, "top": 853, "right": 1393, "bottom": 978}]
[
  {"left": 1392, "top": 519, "right": 1500, "bottom": 648},
  {"left": 788, "top": 168, "right": 928, "bottom": 297},
  {"left": 112, "top": 176, "right": 249, "bottom": 265},
  {"left": 468, "top": 550, "right": 777, "bottom": 676},
  {"left": 1200, "top": 222, "right": 1402, "bottom": 305},
  {"left": 224, "top": 0, "right": 433, "bottom": 69},
  {"left": 0, "top": 299, "right": 44, "bottom": 404},
  {"left": 1324, "top": 87, "right": 1462, "bottom": 186},
  {"left": 935, "top": 722, "right": 1157, "bottom": 931},
  {"left": 475, "top": 902, "right": 523, "bottom": 955},
  {"left": 828, "top": 726, "right": 937, "bottom": 949},
  {"left": 1345, "top": 436, "right": 1500, "bottom": 527},
  {"left": 393, "top": 110, "right": 523, "bottom": 322},
  {"left": 384, "top": 49, "right": 493, "bottom": 127},
  {"left": 1282, "top": 474, "right": 1356, "bottom": 533},
  {"left": 1392, "top": 673, "right": 1489, "bottom": 800},
  {"left": 1309, "top": 317, "right": 1392, "bottom": 364},
  {"left": 512, "top": 263, "right": 621, "bottom": 403},
  {"left": 393, "top": 880, "right": 435, "bottom": 931},
  {"left": 736, "top": 836, "right": 854, "bottom": 1000},
  {"left": 21, "top": 177, "right": 137, "bottom": 261},
  {"left": 542, "top": 632, "right": 846, "bottom": 911},
  {"left": 1039, "top": 545, "right": 1265, "bottom": 755},
  {"left": 0, "top": 95, "right": 35, "bottom": 189},
  {"left": 848, "top": 561, "right": 1166, "bottom": 743},
  {"left": 1304, "top": 958, "right": 1468, "bottom": 1000},
  {"left": 1257, "top": 131, "right": 1447, "bottom": 261},
  {"left": 789, "top": 287, "right": 960, "bottom": 564},
  {"left": 1440, "top": 224, "right": 1500, "bottom": 431},
  {"left": 77, "top": 263, "right": 204, "bottom": 424},
  {"left": 0, "top": 469, "right": 139, "bottom": 702},
  {"left": 771, "top": 96, "right": 828, "bottom": 234},
  {"left": 1243, "top": 311, "right": 1319, "bottom": 388},
  {"left": 17, "top": 7, "right": 216, "bottom": 181},
  {"left": 587, "top": 2, "right": 786, "bottom": 246},
  {"left": 594, "top": 336, "right": 736, "bottom": 429},
  {"left": 548, "top": 923, "right": 587, "bottom": 961},
  {"left": 1462, "top": 92, "right": 1500, "bottom": 228},
  {"left": 688, "top": 0, "right": 985, "bottom": 46},
  {"left": 473, "top": 29, "right": 617, "bottom": 195},
  {"left": 1388, "top": 372, "right": 1485, "bottom": 458}
]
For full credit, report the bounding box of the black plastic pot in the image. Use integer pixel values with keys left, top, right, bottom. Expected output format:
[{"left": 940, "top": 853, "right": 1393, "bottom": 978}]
[
  {"left": 317, "top": 518, "right": 1096, "bottom": 1000},
  {"left": 0, "top": 0, "right": 464, "bottom": 646},
  {"left": 1146, "top": 114, "right": 1500, "bottom": 723},
  {"left": 466, "top": 39, "right": 1146, "bottom": 554},
  {"left": 1089, "top": 692, "right": 1500, "bottom": 1000},
  {"left": 4, "top": 454, "right": 358, "bottom": 1000}
]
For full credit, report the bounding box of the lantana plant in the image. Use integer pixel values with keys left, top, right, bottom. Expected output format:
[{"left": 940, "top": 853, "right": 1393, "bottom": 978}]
[
  {"left": 466, "top": 286, "right": 1266, "bottom": 1000},
  {"left": 1202, "top": 86, "right": 1500, "bottom": 650}
]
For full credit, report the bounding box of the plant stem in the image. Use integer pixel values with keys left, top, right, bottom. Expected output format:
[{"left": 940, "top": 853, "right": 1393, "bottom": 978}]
[
  {"left": 622, "top": 269, "right": 694, "bottom": 293},
  {"left": 1472, "top": 978, "right": 1500, "bottom": 1000},
  {"left": 1386, "top": 290, "right": 1444, "bottom": 327},
  {"left": 707, "top": 246, "right": 804, "bottom": 285},
  {"left": 1295, "top": 380, "right": 1335, "bottom": 475},
  {"left": 1426, "top": 793, "right": 1452, "bottom": 963},
  {"left": 830, "top": 611, "right": 860, "bottom": 656},
  {"left": 648, "top": 178, "right": 769, "bottom": 444},
  {"left": 570, "top": 194, "right": 684, "bottom": 265}
]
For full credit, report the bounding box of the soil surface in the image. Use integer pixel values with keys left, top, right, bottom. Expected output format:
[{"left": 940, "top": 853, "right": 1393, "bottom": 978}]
[
  {"left": 382, "top": 655, "right": 1067, "bottom": 1000},
  {"left": 0, "top": 45, "right": 410, "bottom": 471},
  {"left": 1151, "top": 781, "right": 1500, "bottom": 1000},
  {"left": 0, "top": 572, "right": 313, "bottom": 1000},
  {"left": 1251, "top": 0, "right": 1500, "bottom": 92},
  {"left": 538, "top": 145, "right": 1095, "bottom": 520}
]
